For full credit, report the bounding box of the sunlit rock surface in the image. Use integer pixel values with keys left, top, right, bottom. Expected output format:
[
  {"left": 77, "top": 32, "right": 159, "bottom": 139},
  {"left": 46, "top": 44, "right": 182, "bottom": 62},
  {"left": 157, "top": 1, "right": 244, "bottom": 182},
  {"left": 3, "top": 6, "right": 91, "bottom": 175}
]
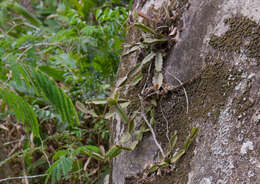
[{"left": 111, "top": 0, "right": 260, "bottom": 183}]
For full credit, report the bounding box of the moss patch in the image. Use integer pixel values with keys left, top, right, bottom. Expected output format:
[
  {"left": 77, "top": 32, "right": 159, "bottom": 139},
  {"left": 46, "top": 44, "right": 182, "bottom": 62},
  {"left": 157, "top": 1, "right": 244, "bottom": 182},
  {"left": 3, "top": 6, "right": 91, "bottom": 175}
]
[
  {"left": 124, "top": 57, "right": 241, "bottom": 184},
  {"left": 209, "top": 16, "right": 260, "bottom": 60},
  {"left": 149, "top": 59, "right": 240, "bottom": 184}
]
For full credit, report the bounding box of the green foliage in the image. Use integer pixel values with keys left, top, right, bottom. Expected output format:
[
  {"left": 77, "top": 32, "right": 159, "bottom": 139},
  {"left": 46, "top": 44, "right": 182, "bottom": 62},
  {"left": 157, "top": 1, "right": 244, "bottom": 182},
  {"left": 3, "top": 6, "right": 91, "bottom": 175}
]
[
  {"left": 0, "top": 0, "right": 129, "bottom": 183},
  {"left": 7, "top": 2, "right": 42, "bottom": 26},
  {"left": 45, "top": 156, "right": 73, "bottom": 184},
  {"left": 26, "top": 67, "right": 80, "bottom": 126},
  {"left": 0, "top": 88, "right": 39, "bottom": 137}
]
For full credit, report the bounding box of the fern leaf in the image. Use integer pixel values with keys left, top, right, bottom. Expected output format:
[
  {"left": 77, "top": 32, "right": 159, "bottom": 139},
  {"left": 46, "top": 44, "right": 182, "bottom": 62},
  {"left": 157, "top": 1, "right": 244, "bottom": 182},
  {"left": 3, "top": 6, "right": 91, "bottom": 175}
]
[
  {"left": 7, "top": 2, "right": 42, "bottom": 27},
  {"left": 23, "top": 67, "right": 80, "bottom": 126},
  {"left": 0, "top": 88, "right": 39, "bottom": 137},
  {"left": 45, "top": 156, "right": 73, "bottom": 184}
]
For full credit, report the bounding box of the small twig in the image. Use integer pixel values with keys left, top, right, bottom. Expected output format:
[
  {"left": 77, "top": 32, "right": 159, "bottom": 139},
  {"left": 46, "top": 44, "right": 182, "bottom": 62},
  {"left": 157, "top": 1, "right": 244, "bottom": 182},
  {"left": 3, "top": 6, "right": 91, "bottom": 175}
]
[
  {"left": 16, "top": 42, "right": 60, "bottom": 63},
  {"left": 40, "top": 137, "right": 51, "bottom": 167},
  {"left": 137, "top": 10, "right": 159, "bottom": 22},
  {"left": 22, "top": 160, "right": 29, "bottom": 184},
  {"left": 0, "top": 174, "right": 47, "bottom": 183},
  {"left": 18, "top": 42, "right": 59, "bottom": 50},
  {"left": 160, "top": 102, "right": 170, "bottom": 143},
  {"left": 139, "top": 95, "right": 166, "bottom": 158},
  {"left": 0, "top": 147, "right": 41, "bottom": 168},
  {"left": 16, "top": 45, "right": 33, "bottom": 62},
  {"left": 165, "top": 70, "right": 189, "bottom": 114},
  {"left": 3, "top": 139, "right": 21, "bottom": 146},
  {"left": 8, "top": 136, "right": 24, "bottom": 156}
]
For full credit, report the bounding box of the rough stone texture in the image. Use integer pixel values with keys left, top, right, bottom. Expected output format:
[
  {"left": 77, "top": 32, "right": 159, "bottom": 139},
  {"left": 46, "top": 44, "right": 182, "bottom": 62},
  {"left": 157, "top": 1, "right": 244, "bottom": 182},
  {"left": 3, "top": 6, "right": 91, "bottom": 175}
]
[
  {"left": 111, "top": 0, "right": 260, "bottom": 183},
  {"left": 110, "top": 1, "right": 170, "bottom": 183}
]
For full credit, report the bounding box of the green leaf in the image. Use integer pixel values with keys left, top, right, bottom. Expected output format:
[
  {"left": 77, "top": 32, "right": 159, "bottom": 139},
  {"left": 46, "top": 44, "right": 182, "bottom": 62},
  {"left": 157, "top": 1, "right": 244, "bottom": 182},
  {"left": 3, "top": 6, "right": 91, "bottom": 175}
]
[
  {"left": 123, "top": 45, "right": 141, "bottom": 56},
  {"left": 0, "top": 88, "right": 39, "bottom": 137},
  {"left": 80, "top": 145, "right": 102, "bottom": 155},
  {"left": 166, "top": 133, "right": 178, "bottom": 156},
  {"left": 39, "top": 66, "right": 65, "bottom": 82},
  {"left": 128, "top": 119, "right": 135, "bottom": 133},
  {"left": 150, "top": 109, "right": 155, "bottom": 126},
  {"left": 75, "top": 101, "right": 88, "bottom": 114},
  {"left": 159, "top": 161, "right": 169, "bottom": 168},
  {"left": 170, "top": 149, "right": 185, "bottom": 164},
  {"left": 184, "top": 138, "right": 191, "bottom": 151},
  {"left": 116, "top": 140, "right": 138, "bottom": 151},
  {"left": 190, "top": 127, "right": 199, "bottom": 139},
  {"left": 155, "top": 53, "right": 163, "bottom": 72},
  {"left": 53, "top": 150, "right": 68, "bottom": 160},
  {"left": 185, "top": 127, "right": 198, "bottom": 151},
  {"left": 141, "top": 52, "right": 156, "bottom": 66},
  {"left": 86, "top": 99, "right": 108, "bottom": 105},
  {"left": 120, "top": 102, "right": 130, "bottom": 109},
  {"left": 11, "top": 64, "right": 23, "bottom": 87},
  {"left": 143, "top": 38, "right": 168, "bottom": 44},
  {"left": 105, "top": 145, "right": 122, "bottom": 159},
  {"left": 116, "top": 75, "right": 128, "bottom": 87},
  {"left": 91, "top": 152, "right": 105, "bottom": 161},
  {"left": 24, "top": 67, "right": 79, "bottom": 126},
  {"left": 77, "top": 145, "right": 104, "bottom": 161},
  {"left": 104, "top": 112, "right": 115, "bottom": 120},
  {"left": 45, "top": 157, "right": 73, "bottom": 184},
  {"left": 129, "top": 140, "right": 139, "bottom": 150},
  {"left": 127, "top": 63, "right": 143, "bottom": 78},
  {"left": 151, "top": 99, "right": 157, "bottom": 106},
  {"left": 132, "top": 73, "right": 143, "bottom": 86},
  {"left": 119, "top": 132, "right": 131, "bottom": 144},
  {"left": 114, "top": 104, "right": 130, "bottom": 124},
  {"left": 149, "top": 165, "right": 159, "bottom": 173},
  {"left": 170, "top": 133, "right": 178, "bottom": 149},
  {"left": 134, "top": 23, "right": 156, "bottom": 35},
  {"left": 11, "top": 2, "right": 42, "bottom": 26}
]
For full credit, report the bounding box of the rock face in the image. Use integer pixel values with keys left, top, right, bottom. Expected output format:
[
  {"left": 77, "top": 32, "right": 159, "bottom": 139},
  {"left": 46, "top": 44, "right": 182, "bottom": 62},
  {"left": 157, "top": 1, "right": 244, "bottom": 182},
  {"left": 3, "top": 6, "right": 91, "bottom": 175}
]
[{"left": 111, "top": 0, "right": 260, "bottom": 183}]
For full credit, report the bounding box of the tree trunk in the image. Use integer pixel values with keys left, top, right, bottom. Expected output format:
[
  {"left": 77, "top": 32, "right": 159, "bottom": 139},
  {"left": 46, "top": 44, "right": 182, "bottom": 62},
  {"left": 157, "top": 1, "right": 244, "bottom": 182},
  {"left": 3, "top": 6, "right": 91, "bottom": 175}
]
[{"left": 111, "top": 0, "right": 260, "bottom": 183}]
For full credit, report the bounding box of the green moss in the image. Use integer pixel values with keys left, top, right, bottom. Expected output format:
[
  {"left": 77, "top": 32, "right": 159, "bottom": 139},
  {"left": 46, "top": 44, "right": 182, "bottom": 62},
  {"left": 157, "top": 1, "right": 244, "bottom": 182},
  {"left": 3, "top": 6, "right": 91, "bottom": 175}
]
[
  {"left": 150, "top": 59, "right": 241, "bottom": 184},
  {"left": 209, "top": 16, "right": 260, "bottom": 59},
  {"left": 124, "top": 59, "right": 241, "bottom": 184}
]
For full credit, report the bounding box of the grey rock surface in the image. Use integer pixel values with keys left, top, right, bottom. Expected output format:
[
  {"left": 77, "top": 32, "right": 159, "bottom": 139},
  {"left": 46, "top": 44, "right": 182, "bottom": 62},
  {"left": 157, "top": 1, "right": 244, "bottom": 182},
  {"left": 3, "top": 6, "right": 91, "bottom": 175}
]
[{"left": 111, "top": 0, "right": 260, "bottom": 183}]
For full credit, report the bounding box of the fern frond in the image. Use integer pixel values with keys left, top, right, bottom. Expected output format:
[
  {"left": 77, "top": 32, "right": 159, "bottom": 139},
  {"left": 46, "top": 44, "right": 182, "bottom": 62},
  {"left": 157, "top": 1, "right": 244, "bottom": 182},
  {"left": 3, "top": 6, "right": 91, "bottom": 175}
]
[
  {"left": 6, "top": 2, "right": 42, "bottom": 27},
  {"left": 45, "top": 156, "right": 73, "bottom": 184},
  {"left": 23, "top": 67, "right": 80, "bottom": 126},
  {"left": 0, "top": 88, "right": 39, "bottom": 137}
]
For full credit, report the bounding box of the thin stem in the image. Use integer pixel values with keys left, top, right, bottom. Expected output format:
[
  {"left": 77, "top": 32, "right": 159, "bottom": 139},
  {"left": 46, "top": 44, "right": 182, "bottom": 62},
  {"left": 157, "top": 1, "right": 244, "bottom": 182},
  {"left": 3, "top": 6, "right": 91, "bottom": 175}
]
[
  {"left": 0, "top": 174, "right": 47, "bottom": 182},
  {"left": 160, "top": 102, "right": 170, "bottom": 143},
  {"left": 16, "top": 42, "right": 60, "bottom": 63},
  {"left": 165, "top": 70, "right": 189, "bottom": 114},
  {"left": 139, "top": 95, "right": 166, "bottom": 158}
]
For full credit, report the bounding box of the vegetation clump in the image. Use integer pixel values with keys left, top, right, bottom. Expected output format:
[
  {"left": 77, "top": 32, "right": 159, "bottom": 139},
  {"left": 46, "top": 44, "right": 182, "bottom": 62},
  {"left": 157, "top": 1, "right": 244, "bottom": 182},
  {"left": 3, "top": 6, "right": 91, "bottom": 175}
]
[
  {"left": 0, "top": 0, "right": 129, "bottom": 183},
  {"left": 209, "top": 16, "right": 260, "bottom": 60}
]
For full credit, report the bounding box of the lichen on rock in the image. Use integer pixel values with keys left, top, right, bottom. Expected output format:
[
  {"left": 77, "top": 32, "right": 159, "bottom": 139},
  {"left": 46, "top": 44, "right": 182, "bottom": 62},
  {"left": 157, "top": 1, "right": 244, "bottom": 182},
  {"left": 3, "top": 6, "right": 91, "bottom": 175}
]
[{"left": 209, "top": 16, "right": 260, "bottom": 60}]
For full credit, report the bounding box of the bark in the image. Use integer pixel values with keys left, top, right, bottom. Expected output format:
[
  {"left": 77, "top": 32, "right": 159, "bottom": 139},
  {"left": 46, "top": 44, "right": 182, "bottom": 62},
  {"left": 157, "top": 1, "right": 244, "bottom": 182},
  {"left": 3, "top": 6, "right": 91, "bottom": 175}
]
[{"left": 111, "top": 0, "right": 260, "bottom": 183}]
